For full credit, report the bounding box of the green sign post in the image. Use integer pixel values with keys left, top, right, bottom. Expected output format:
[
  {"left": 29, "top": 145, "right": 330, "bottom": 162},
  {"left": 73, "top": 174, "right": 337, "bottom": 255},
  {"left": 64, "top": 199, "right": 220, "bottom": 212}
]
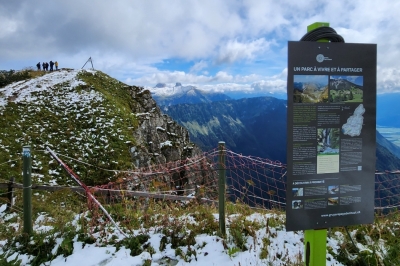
[
  {"left": 287, "top": 21, "right": 376, "bottom": 265},
  {"left": 23, "top": 145, "right": 32, "bottom": 235},
  {"left": 303, "top": 22, "right": 329, "bottom": 266},
  {"left": 304, "top": 228, "right": 326, "bottom": 265}
]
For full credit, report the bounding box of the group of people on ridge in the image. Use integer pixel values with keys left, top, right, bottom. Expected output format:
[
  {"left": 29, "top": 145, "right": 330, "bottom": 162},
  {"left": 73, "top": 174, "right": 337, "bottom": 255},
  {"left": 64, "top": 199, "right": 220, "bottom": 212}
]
[{"left": 37, "top": 61, "right": 58, "bottom": 71}]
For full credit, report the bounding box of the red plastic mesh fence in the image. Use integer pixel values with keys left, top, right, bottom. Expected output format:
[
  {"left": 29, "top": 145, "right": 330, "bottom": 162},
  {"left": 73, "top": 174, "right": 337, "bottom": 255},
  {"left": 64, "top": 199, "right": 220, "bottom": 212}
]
[
  {"left": 223, "top": 150, "right": 287, "bottom": 210},
  {"left": 2, "top": 148, "right": 400, "bottom": 217},
  {"left": 94, "top": 148, "right": 400, "bottom": 215},
  {"left": 95, "top": 149, "right": 221, "bottom": 201},
  {"left": 374, "top": 171, "right": 400, "bottom": 214},
  {"left": 94, "top": 148, "right": 288, "bottom": 210}
]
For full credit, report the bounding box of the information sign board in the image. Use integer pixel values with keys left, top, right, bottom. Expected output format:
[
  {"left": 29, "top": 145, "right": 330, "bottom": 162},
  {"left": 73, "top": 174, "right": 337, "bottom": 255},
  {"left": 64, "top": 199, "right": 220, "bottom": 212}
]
[{"left": 286, "top": 41, "right": 377, "bottom": 231}]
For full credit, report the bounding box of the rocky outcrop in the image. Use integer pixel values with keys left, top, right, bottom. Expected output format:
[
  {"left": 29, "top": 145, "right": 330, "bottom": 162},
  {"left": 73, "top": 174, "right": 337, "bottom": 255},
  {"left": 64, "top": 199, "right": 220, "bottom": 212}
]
[
  {"left": 128, "top": 85, "right": 202, "bottom": 167},
  {"left": 125, "top": 85, "right": 217, "bottom": 195},
  {"left": 154, "top": 83, "right": 167, "bottom": 88}
]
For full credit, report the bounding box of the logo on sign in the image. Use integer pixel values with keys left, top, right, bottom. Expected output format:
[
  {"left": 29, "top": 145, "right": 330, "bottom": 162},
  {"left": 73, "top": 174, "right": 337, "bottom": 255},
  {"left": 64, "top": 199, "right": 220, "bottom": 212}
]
[{"left": 316, "top": 54, "right": 332, "bottom": 63}]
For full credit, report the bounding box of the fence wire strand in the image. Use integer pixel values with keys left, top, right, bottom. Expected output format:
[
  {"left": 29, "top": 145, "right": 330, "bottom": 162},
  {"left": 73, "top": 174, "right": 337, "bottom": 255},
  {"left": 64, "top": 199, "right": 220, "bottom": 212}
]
[{"left": 3, "top": 147, "right": 400, "bottom": 218}]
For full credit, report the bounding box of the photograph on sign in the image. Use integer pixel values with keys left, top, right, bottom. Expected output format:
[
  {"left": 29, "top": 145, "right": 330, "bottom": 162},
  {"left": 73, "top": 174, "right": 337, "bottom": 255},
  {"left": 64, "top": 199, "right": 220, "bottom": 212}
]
[
  {"left": 329, "top": 75, "right": 363, "bottom": 103},
  {"left": 293, "top": 75, "right": 329, "bottom": 103}
]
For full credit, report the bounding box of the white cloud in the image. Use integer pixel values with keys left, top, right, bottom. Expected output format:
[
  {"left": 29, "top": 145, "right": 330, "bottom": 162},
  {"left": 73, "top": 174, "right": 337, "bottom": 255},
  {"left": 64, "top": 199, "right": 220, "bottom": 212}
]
[
  {"left": 251, "top": 80, "right": 287, "bottom": 94},
  {"left": 216, "top": 38, "right": 271, "bottom": 64},
  {"left": 130, "top": 69, "right": 265, "bottom": 87},
  {"left": 212, "top": 71, "right": 234, "bottom": 82},
  {"left": 0, "top": 17, "right": 18, "bottom": 38},
  {"left": 190, "top": 60, "right": 208, "bottom": 73},
  {"left": 201, "top": 83, "right": 253, "bottom": 93},
  {"left": 1, "top": 1, "right": 400, "bottom": 93},
  {"left": 129, "top": 67, "right": 288, "bottom": 96},
  {"left": 127, "top": 71, "right": 211, "bottom": 86},
  {"left": 377, "top": 67, "right": 400, "bottom": 93}
]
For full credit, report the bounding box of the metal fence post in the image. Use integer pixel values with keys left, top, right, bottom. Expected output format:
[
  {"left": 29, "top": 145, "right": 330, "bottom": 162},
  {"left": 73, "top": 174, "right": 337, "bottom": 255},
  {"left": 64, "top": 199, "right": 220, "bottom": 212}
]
[
  {"left": 218, "top": 141, "right": 226, "bottom": 236},
  {"left": 6, "top": 177, "right": 15, "bottom": 211},
  {"left": 23, "top": 145, "right": 32, "bottom": 235}
]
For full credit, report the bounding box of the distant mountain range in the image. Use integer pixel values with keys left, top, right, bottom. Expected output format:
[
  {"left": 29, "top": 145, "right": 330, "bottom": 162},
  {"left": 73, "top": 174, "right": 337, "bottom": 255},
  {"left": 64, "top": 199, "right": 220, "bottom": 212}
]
[
  {"left": 151, "top": 83, "right": 231, "bottom": 106},
  {"left": 162, "top": 96, "right": 287, "bottom": 163},
  {"left": 377, "top": 93, "right": 400, "bottom": 127},
  {"left": 155, "top": 89, "right": 400, "bottom": 208},
  {"left": 150, "top": 82, "right": 400, "bottom": 127},
  {"left": 376, "top": 130, "right": 400, "bottom": 160},
  {"left": 154, "top": 88, "right": 400, "bottom": 169},
  {"left": 376, "top": 139, "right": 400, "bottom": 171}
]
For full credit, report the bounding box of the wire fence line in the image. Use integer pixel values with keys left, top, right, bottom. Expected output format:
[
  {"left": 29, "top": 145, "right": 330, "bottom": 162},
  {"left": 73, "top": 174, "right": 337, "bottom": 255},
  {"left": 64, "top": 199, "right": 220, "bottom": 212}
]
[{"left": 1, "top": 147, "right": 400, "bottom": 216}]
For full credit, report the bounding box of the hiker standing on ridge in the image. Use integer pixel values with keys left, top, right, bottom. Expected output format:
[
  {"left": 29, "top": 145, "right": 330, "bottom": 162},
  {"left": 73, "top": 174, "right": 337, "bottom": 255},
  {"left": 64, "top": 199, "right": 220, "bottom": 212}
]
[
  {"left": 55, "top": 61, "right": 58, "bottom": 70},
  {"left": 49, "top": 61, "right": 54, "bottom": 71},
  {"left": 42, "top": 62, "right": 46, "bottom": 71},
  {"left": 36, "top": 62, "right": 41, "bottom": 71}
]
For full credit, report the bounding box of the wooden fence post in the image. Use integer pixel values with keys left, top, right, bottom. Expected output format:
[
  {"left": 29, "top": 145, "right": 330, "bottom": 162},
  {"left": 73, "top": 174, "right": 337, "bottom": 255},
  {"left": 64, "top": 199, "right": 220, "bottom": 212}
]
[
  {"left": 218, "top": 141, "right": 226, "bottom": 236},
  {"left": 6, "top": 177, "right": 15, "bottom": 211},
  {"left": 23, "top": 145, "right": 33, "bottom": 235}
]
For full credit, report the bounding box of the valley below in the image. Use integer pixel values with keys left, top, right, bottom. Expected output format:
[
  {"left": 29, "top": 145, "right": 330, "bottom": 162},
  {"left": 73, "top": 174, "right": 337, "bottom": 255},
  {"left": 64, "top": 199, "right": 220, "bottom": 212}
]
[{"left": 377, "top": 126, "right": 400, "bottom": 147}]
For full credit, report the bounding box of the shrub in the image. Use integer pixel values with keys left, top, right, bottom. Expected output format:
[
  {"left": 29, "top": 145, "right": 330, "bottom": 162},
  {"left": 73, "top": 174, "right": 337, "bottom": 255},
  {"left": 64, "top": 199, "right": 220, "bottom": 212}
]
[{"left": 0, "top": 69, "right": 30, "bottom": 88}]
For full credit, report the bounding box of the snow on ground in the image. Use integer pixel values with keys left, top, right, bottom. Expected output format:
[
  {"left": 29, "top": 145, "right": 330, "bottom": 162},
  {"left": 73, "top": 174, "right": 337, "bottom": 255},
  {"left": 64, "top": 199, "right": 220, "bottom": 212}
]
[
  {"left": 0, "top": 204, "right": 346, "bottom": 265},
  {"left": 0, "top": 70, "right": 92, "bottom": 108}
]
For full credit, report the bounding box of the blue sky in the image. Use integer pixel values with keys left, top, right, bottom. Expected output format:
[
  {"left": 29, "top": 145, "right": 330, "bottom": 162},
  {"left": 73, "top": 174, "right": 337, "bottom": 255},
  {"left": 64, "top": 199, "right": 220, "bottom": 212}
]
[{"left": 1, "top": 0, "right": 400, "bottom": 97}]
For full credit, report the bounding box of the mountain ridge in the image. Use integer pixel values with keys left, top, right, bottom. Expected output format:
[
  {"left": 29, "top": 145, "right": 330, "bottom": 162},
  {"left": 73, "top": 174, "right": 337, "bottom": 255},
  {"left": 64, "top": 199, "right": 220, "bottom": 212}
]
[
  {"left": 160, "top": 94, "right": 400, "bottom": 168},
  {"left": 0, "top": 69, "right": 202, "bottom": 187},
  {"left": 163, "top": 96, "right": 287, "bottom": 162},
  {"left": 153, "top": 87, "right": 231, "bottom": 106}
]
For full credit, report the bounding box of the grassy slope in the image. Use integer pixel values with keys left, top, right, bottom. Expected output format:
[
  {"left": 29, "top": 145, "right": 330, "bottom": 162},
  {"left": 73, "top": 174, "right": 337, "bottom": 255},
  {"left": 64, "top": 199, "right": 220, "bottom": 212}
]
[{"left": 0, "top": 70, "right": 138, "bottom": 186}]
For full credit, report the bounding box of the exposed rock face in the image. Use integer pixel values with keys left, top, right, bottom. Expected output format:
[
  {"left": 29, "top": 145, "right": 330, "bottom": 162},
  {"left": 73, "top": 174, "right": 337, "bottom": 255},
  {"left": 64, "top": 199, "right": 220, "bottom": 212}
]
[
  {"left": 128, "top": 85, "right": 201, "bottom": 167},
  {"left": 154, "top": 83, "right": 167, "bottom": 88},
  {"left": 125, "top": 85, "right": 218, "bottom": 196}
]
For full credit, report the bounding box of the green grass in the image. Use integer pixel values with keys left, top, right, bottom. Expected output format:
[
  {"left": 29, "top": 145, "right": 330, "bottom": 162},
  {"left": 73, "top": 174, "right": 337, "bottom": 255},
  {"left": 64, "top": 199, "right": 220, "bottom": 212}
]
[
  {"left": 1, "top": 190, "right": 400, "bottom": 265},
  {"left": 0, "top": 70, "right": 141, "bottom": 186},
  {"left": 329, "top": 88, "right": 363, "bottom": 103}
]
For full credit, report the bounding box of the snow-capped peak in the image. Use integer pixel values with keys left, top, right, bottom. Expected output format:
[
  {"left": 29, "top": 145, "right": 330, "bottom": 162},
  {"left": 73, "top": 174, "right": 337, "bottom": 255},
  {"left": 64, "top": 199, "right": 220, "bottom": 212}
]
[{"left": 147, "top": 82, "right": 197, "bottom": 97}]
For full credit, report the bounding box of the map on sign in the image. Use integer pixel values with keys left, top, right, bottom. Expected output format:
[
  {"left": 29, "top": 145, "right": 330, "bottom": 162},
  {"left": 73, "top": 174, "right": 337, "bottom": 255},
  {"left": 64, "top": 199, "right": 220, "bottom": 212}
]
[{"left": 342, "top": 104, "right": 365, "bottom": 137}]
